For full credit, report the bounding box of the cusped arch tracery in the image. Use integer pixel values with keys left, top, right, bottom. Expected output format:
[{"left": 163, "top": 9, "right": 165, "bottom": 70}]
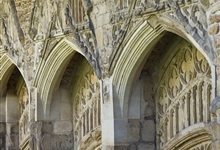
[
  {"left": 69, "top": 59, "right": 101, "bottom": 150},
  {"left": 155, "top": 41, "right": 212, "bottom": 150}
]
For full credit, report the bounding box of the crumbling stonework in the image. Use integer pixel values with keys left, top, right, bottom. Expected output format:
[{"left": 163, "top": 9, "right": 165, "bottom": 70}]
[{"left": 1, "top": 0, "right": 220, "bottom": 149}]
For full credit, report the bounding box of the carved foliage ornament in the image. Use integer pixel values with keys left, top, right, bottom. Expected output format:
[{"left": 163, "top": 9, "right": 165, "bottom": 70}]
[
  {"left": 164, "top": 0, "right": 213, "bottom": 56},
  {"left": 66, "top": 31, "right": 102, "bottom": 79},
  {"left": 78, "top": 31, "right": 102, "bottom": 78}
]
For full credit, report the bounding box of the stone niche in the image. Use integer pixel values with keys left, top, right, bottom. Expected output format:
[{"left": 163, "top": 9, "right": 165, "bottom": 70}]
[
  {"left": 0, "top": 68, "right": 29, "bottom": 150},
  {"left": 127, "top": 32, "right": 213, "bottom": 150},
  {"left": 39, "top": 54, "right": 102, "bottom": 150}
]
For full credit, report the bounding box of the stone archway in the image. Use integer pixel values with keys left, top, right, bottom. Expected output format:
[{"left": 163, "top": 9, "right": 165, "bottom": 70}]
[
  {"left": 0, "top": 51, "right": 31, "bottom": 149},
  {"left": 111, "top": 20, "right": 215, "bottom": 148},
  {"left": 110, "top": 19, "right": 215, "bottom": 121},
  {"left": 150, "top": 35, "right": 213, "bottom": 150},
  {"left": 33, "top": 39, "right": 102, "bottom": 149},
  {"left": 126, "top": 32, "right": 213, "bottom": 149},
  {"left": 34, "top": 38, "right": 101, "bottom": 119},
  {"left": 69, "top": 55, "right": 102, "bottom": 150},
  {"left": 1, "top": 67, "right": 30, "bottom": 149}
]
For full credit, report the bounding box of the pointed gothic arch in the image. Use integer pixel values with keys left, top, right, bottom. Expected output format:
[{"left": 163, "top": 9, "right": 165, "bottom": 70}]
[
  {"left": 0, "top": 51, "right": 30, "bottom": 149},
  {"left": 0, "top": 51, "right": 29, "bottom": 96},
  {"left": 0, "top": 51, "right": 15, "bottom": 96},
  {"left": 33, "top": 37, "right": 102, "bottom": 149},
  {"left": 110, "top": 17, "right": 215, "bottom": 149},
  {"left": 111, "top": 17, "right": 215, "bottom": 120},
  {"left": 34, "top": 38, "right": 101, "bottom": 119}
]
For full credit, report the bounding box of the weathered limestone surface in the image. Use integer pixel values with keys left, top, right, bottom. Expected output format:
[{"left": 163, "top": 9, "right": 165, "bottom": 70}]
[
  {"left": 0, "top": 123, "right": 5, "bottom": 149},
  {"left": 0, "top": 0, "right": 220, "bottom": 150}
]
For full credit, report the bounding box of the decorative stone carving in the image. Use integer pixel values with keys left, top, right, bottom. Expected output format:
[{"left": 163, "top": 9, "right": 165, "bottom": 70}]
[
  {"left": 71, "top": 0, "right": 85, "bottom": 23},
  {"left": 164, "top": 1, "right": 213, "bottom": 57},
  {"left": 19, "top": 111, "right": 29, "bottom": 144},
  {"left": 18, "top": 85, "right": 29, "bottom": 116},
  {"left": 0, "top": 18, "right": 10, "bottom": 50},
  {"left": 73, "top": 68, "right": 101, "bottom": 149},
  {"left": 17, "top": 84, "right": 30, "bottom": 146},
  {"left": 30, "top": 0, "right": 74, "bottom": 40},
  {"left": 189, "top": 141, "right": 211, "bottom": 150},
  {"left": 2, "top": 0, "right": 220, "bottom": 149},
  {"left": 0, "top": 1, "right": 24, "bottom": 54},
  {"left": 78, "top": 31, "right": 102, "bottom": 78},
  {"left": 156, "top": 43, "right": 212, "bottom": 149},
  {"left": 102, "top": 79, "right": 110, "bottom": 104},
  {"left": 109, "top": 1, "right": 214, "bottom": 79}
]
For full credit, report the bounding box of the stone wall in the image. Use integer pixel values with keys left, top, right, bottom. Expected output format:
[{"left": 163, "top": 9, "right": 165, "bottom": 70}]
[
  {"left": 208, "top": 1, "right": 220, "bottom": 94},
  {"left": 127, "top": 78, "right": 156, "bottom": 150},
  {"left": 0, "top": 123, "right": 5, "bottom": 149},
  {"left": 40, "top": 121, "right": 74, "bottom": 150},
  {"left": 8, "top": 123, "right": 19, "bottom": 150},
  {"left": 1, "top": 0, "right": 220, "bottom": 149},
  {"left": 38, "top": 88, "right": 74, "bottom": 149}
]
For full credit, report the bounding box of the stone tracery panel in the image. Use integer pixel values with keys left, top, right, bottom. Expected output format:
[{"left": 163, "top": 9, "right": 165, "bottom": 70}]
[
  {"left": 156, "top": 44, "right": 212, "bottom": 149},
  {"left": 189, "top": 141, "right": 211, "bottom": 150},
  {"left": 72, "top": 0, "right": 85, "bottom": 23},
  {"left": 73, "top": 68, "right": 101, "bottom": 150}
]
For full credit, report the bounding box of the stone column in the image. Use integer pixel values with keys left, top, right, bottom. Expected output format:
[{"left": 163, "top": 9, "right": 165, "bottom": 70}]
[
  {"left": 210, "top": 96, "right": 220, "bottom": 149},
  {"left": 35, "top": 122, "right": 42, "bottom": 150},
  {"left": 208, "top": 1, "right": 220, "bottom": 148},
  {"left": 6, "top": 123, "right": 12, "bottom": 150},
  {"left": 101, "top": 78, "right": 115, "bottom": 149},
  {"left": 179, "top": 99, "right": 184, "bottom": 131},
  {"left": 29, "top": 87, "right": 39, "bottom": 150}
]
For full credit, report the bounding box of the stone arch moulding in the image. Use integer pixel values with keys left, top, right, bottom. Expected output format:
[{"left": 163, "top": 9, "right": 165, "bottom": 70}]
[
  {"left": 110, "top": 16, "right": 216, "bottom": 119},
  {"left": 0, "top": 51, "right": 14, "bottom": 94},
  {"left": 162, "top": 123, "right": 212, "bottom": 150},
  {"left": 156, "top": 14, "right": 215, "bottom": 65},
  {"left": 0, "top": 51, "right": 31, "bottom": 133},
  {"left": 33, "top": 38, "right": 101, "bottom": 119},
  {"left": 0, "top": 50, "right": 29, "bottom": 95}
]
